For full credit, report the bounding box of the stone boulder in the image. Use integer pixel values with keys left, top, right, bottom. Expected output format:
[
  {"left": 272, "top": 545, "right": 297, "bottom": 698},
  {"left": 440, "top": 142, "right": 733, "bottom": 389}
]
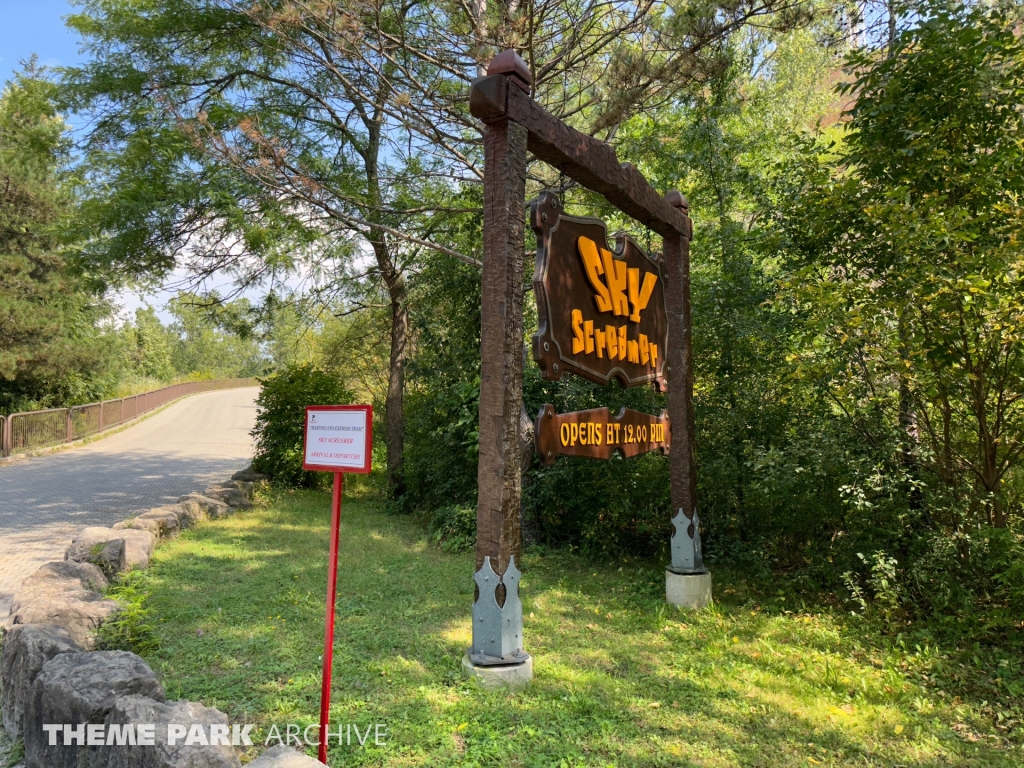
[
  {"left": 24, "top": 561, "right": 108, "bottom": 593},
  {"left": 178, "top": 493, "right": 231, "bottom": 523},
  {"left": 231, "top": 467, "right": 268, "bottom": 484},
  {"left": 0, "top": 624, "right": 80, "bottom": 738},
  {"left": 65, "top": 527, "right": 156, "bottom": 575},
  {"left": 203, "top": 483, "right": 253, "bottom": 510},
  {"left": 90, "top": 695, "right": 241, "bottom": 768},
  {"left": 114, "top": 517, "right": 161, "bottom": 536},
  {"left": 248, "top": 745, "right": 323, "bottom": 767},
  {"left": 135, "top": 507, "right": 182, "bottom": 538},
  {"left": 175, "top": 497, "right": 206, "bottom": 529},
  {"left": 24, "top": 651, "right": 164, "bottom": 768},
  {"left": 8, "top": 562, "right": 121, "bottom": 648},
  {"left": 64, "top": 528, "right": 126, "bottom": 576}
]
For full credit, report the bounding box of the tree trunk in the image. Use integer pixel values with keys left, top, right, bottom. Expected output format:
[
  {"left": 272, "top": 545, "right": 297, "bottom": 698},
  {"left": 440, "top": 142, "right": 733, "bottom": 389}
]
[{"left": 385, "top": 267, "right": 408, "bottom": 498}]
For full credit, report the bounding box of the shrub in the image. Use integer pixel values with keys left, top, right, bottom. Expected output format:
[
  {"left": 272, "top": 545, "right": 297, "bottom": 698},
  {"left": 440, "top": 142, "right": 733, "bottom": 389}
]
[
  {"left": 95, "top": 571, "right": 158, "bottom": 655},
  {"left": 427, "top": 504, "right": 477, "bottom": 553},
  {"left": 251, "top": 363, "right": 355, "bottom": 488}
]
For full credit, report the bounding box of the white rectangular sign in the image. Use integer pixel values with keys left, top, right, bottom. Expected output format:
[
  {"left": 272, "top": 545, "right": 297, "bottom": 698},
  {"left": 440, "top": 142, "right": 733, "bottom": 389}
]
[{"left": 302, "top": 405, "right": 373, "bottom": 473}]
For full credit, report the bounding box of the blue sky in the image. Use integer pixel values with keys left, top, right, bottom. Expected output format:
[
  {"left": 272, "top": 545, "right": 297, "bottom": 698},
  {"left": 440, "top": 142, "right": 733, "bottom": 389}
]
[{"left": 0, "top": 1, "right": 83, "bottom": 76}]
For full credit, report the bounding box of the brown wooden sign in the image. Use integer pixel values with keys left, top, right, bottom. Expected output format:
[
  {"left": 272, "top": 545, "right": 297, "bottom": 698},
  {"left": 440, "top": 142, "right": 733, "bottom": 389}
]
[
  {"left": 535, "top": 404, "right": 670, "bottom": 465},
  {"left": 531, "top": 191, "right": 669, "bottom": 391}
]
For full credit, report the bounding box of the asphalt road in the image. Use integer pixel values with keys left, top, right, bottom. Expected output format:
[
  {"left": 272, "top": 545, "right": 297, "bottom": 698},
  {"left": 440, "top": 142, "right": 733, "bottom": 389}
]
[{"left": 0, "top": 387, "right": 258, "bottom": 618}]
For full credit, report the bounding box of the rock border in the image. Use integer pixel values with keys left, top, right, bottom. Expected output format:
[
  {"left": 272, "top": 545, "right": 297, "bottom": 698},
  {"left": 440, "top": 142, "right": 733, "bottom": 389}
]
[{"left": 0, "top": 467, "right": 318, "bottom": 767}]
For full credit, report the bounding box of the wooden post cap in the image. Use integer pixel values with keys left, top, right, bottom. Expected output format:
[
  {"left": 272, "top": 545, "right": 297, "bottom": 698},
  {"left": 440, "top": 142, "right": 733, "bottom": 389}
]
[
  {"left": 666, "top": 189, "right": 689, "bottom": 211},
  {"left": 487, "top": 49, "right": 532, "bottom": 90}
]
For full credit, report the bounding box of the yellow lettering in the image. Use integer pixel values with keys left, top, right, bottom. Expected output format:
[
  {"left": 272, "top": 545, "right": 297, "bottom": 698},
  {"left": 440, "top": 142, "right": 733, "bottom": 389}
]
[
  {"left": 595, "top": 423, "right": 603, "bottom": 446},
  {"left": 570, "top": 423, "right": 579, "bottom": 446},
  {"left": 560, "top": 423, "right": 570, "bottom": 446},
  {"left": 617, "top": 326, "right": 627, "bottom": 361},
  {"left": 627, "top": 339, "right": 639, "bottom": 364},
  {"left": 639, "top": 334, "right": 650, "bottom": 365},
  {"left": 628, "top": 269, "right": 658, "bottom": 323},
  {"left": 579, "top": 423, "right": 588, "bottom": 445},
  {"left": 605, "top": 325, "right": 618, "bottom": 359},
  {"left": 595, "top": 327, "right": 606, "bottom": 358},
  {"left": 650, "top": 343, "right": 658, "bottom": 368},
  {"left": 601, "top": 249, "right": 630, "bottom": 317},
  {"left": 584, "top": 320, "right": 595, "bottom": 354},
  {"left": 577, "top": 237, "right": 613, "bottom": 313},
  {"left": 572, "top": 309, "right": 584, "bottom": 354},
  {"left": 614, "top": 423, "right": 621, "bottom": 443},
  {"left": 606, "top": 423, "right": 614, "bottom": 445}
]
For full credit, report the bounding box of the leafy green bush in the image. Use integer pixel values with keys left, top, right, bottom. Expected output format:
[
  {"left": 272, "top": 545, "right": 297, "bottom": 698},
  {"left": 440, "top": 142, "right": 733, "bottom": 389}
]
[
  {"left": 251, "top": 363, "right": 355, "bottom": 488},
  {"left": 95, "top": 571, "right": 158, "bottom": 655},
  {"left": 841, "top": 527, "right": 1024, "bottom": 645},
  {"left": 398, "top": 251, "right": 483, "bottom": 514},
  {"left": 427, "top": 504, "right": 477, "bottom": 553}
]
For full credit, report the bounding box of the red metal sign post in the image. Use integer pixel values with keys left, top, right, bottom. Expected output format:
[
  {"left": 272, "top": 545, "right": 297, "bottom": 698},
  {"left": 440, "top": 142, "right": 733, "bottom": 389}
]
[
  {"left": 302, "top": 404, "right": 373, "bottom": 765},
  {"left": 319, "top": 470, "right": 343, "bottom": 764}
]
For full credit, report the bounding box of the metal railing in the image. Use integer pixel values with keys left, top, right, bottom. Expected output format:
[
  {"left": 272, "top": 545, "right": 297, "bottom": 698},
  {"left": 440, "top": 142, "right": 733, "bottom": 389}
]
[{"left": 1, "top": 378, "right": 257, "bottom": 458}]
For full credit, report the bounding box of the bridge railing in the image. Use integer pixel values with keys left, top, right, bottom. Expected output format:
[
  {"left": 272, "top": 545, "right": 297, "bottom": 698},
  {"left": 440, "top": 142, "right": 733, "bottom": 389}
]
[{"left": 1, "top": 378, "right": 257, "bottom": 458}]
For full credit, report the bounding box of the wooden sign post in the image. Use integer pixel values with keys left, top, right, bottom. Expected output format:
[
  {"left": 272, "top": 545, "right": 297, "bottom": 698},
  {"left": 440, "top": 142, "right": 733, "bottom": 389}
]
[
  {"left": 302, "top": 405, "right": 373, "bottom": 765},
  {"left": 467, "top": 50, "right": 707, "bottom": 689}
]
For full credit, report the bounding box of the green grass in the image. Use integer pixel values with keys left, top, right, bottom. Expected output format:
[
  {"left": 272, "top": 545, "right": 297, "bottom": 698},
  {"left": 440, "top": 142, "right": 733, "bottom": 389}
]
[{"left": 137, "top": 488, "right": 1023, "bottom": 766}]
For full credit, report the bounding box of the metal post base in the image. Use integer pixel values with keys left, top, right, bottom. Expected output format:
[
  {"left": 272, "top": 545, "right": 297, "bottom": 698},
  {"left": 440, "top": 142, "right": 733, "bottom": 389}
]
[
  {"left": 461, "top": 653, "right": 533, "bottom": 690},
  {"left": 471, "top": 556, "right": 524, "bottom": 660}
]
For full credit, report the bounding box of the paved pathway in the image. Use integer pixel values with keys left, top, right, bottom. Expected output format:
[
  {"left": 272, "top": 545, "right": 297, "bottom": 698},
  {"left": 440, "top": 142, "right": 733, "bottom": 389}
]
[{"left": 0, "top": 387, "right": 258, "bottom": 617}]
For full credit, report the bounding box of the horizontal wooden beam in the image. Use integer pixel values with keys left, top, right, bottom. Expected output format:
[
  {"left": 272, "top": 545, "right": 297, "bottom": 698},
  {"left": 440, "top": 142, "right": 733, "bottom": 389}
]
[{"left": 470, "top": 72, "right": 691, "bottom": 239}]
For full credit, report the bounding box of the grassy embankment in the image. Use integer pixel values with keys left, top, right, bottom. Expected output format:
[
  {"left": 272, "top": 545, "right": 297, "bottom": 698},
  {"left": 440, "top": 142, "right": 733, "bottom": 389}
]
[{"left": 134, "top": 487, "right": 1023, "bottom": 766}]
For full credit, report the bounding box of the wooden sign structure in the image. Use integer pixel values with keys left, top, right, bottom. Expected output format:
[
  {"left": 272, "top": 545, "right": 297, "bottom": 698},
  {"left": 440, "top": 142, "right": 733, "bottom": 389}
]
[
  {"left": 302, "top": 405, "right": 372, "bottom": 764},
  {"left": 468, "top": 50, "right": 701, "bottom": 676},
  {"left": 531, "top": 192, "right": 668, "bottom": 391}
]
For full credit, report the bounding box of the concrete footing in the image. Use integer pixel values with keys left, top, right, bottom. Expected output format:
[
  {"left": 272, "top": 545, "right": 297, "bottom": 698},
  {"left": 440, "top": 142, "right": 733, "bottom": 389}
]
[
  {"left": 461, "top": 654, "right": 533, "bottom": 690},
  {"left": 666, "top": 570, "right": 712, "bottom": 609}
]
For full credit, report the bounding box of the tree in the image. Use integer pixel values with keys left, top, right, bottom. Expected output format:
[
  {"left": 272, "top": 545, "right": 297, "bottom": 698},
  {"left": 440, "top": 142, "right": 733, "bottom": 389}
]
[
  {"left": 772, "top": 1, "right": 1024, "bottom": 530},
  {"left": 0, "top": 66, "right": 117, "bottom": 412},
  {"left": 166, "top": 294, "right": 266, "bottom": 378},
  {"left": 63, "top": 0, "right": 807, "bottom": 499},
  {"left": 124, "top": 307, "right": 175, "bottom": 381}
]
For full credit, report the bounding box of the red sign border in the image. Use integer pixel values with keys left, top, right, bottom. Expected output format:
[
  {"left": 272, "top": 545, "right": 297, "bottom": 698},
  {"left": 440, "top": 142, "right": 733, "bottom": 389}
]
[{"left": 302, "top": 404, "right": 374, "bottom": 473}]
